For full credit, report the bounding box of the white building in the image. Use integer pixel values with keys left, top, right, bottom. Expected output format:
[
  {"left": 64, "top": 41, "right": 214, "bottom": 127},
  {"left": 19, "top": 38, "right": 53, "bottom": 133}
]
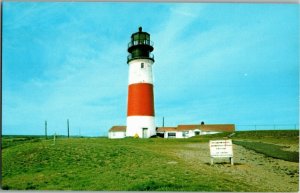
[
  {"left": 156, "top": 124, "right": 235, "bottom": 139},
  {"left": 108, "top": 126, "right": 126, "bottom": 139},
  {"left": 108, "top": 124, "right": 235, "bottom": 139}
]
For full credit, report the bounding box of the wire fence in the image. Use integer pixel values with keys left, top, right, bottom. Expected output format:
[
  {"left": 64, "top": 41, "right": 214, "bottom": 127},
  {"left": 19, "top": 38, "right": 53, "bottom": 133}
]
[{"left": 236, "top": 124, "right": 299, "bottom": 131}]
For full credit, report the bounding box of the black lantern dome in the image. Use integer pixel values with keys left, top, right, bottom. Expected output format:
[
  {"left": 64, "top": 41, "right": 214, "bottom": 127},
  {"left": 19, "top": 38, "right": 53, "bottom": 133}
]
[{"left": 127, "top": 27, "right": 154, "bottom": 63}]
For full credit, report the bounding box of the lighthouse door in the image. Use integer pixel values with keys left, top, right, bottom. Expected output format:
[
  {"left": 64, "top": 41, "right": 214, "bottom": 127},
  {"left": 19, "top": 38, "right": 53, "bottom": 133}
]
[{"left": 142, "top": 128, "right": 148, "bottom": 138}]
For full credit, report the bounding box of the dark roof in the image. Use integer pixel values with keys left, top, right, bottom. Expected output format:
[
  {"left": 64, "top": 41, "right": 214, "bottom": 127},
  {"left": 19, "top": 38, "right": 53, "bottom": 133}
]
[{"left": 109, "top": 126, "right": 126, "bottom": 132}]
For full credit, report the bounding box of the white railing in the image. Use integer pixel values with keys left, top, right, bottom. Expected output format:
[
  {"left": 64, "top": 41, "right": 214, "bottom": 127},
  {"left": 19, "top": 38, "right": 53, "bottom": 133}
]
[{"left": 128, "top": 39, "right": 153, "bottom": 48}]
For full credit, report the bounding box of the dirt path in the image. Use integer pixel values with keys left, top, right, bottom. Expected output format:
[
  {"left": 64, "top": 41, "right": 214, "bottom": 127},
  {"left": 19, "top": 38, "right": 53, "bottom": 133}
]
[{"left": 174, "top": 143, "right": 299, "bottom": 192}]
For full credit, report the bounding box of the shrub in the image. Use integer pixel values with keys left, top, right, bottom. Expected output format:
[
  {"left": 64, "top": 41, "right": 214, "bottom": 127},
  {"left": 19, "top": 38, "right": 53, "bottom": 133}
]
[{"left": 2, "top": 184, "right": 10, "bottom": 190}]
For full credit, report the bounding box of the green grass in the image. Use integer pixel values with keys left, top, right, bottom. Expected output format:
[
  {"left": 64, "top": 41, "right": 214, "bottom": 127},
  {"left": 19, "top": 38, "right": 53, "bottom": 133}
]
[
  {"left": 2, "top": 130, "right": 299, "bottom": 191},
  {"left": 233, "top": 140, "right": 299, "bottom": 162},
  {"left": 1, "top": 137, "right": 251, "bottom": 191},
  {"left": 189, "top": 130, "right": 299, "bottom": 142},
  {"left": 192, "top": 130, "right": 299, "bottom": 162},
  {"left": 231, "top": 130, "right": 299, "bottom": 144},
  {"left": 2, "top": 137, "right": 42, "bottom": 149}
]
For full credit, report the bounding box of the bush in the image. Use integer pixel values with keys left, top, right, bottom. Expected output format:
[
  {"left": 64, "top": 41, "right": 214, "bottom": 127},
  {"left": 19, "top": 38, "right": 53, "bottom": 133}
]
[
  {"left": 2, "top": 184, "right": 10, "bottom": 190},
  {"left": 129, "top": 180, "right": 185, "bottom": 191}
]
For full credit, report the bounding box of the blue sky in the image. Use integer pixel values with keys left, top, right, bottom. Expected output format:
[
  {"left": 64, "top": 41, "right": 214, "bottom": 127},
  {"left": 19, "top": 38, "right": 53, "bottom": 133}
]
[{"left": 3, "top": 2, "right": 299, "bottom": 136}]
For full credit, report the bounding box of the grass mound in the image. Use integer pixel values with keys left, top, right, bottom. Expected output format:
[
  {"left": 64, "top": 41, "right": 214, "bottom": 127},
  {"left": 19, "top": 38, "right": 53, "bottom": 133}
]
[
  {"left": 2, "top": 130, "right": 299, "bottom": 191},
  {"left": 233, "top": 141, "right": 299, "bottom": 162},
  {"left": 2, "top": 138, "right": 244, "bottom": 191},
  {"left": 2, "top": 137, "right": 41, "bottom": 149},
  {"left": 232, "top": 130, "right": 299, "bottom": 144}
]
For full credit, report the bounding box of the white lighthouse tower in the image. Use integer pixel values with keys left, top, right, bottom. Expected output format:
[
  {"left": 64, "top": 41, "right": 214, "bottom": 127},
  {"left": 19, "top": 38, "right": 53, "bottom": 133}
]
[{"left": 126, "top": 27, "right": 156, "bottom": 138}]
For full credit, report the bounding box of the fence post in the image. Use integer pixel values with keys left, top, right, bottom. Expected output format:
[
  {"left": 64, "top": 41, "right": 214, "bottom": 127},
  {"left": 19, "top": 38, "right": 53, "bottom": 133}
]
[
  {"left": 54, "top": 133, "right": 56, "bottom": 145},
  {"left": 230, "top": 157, "right": 234, "bottom": 165},
  {"left": 67, "top": 119, "right": 70, "bottom": 138},
  {"left": 45, "top": 120, "right": 47, "bottom": 139}
]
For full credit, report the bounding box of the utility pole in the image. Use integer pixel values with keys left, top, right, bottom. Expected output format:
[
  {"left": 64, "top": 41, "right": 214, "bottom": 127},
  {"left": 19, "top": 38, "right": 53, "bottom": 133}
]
[
  {"left": 162, "top": 117, "right": 164, "bottom": 127},
  {"left": 67, "top": 119, "right": 70, "bottom": 138},
  {"left": 45, "top": 120, "right": 47, "bottom": 139}
]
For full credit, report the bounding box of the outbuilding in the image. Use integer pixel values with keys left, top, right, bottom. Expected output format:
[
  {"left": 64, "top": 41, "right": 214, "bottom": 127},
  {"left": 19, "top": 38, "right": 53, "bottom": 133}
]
[
  {"left": 108, "top": 124, "right": 235, "bottom": 139},
  {"left": 108, "top": 126, "right": 126, "bottom": 139},
  {"left": 156, "top": 124, "right": 235, "bottom": 138}
]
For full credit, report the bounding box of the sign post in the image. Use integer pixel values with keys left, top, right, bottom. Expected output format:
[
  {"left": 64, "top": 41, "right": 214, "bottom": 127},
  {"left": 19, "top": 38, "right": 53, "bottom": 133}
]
[{"left": 209, "top": 139, "right": 234, "bottom": 165}]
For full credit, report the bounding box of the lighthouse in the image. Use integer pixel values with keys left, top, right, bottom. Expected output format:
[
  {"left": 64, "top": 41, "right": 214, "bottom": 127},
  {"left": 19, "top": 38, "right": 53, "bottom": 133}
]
[{"left": 126, "top": 27, "right": 156, "bottom": 138}]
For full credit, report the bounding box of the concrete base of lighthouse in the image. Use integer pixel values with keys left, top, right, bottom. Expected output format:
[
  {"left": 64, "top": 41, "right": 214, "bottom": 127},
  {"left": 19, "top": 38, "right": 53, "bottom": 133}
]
[{"left": 126, "top": 116, "right": 156, "bottom": 138}]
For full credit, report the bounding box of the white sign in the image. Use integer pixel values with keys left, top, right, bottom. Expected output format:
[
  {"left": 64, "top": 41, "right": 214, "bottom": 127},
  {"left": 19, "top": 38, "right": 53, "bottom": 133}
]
[{"left": 209, "top": 139, "right": 233, "bottom": 158}]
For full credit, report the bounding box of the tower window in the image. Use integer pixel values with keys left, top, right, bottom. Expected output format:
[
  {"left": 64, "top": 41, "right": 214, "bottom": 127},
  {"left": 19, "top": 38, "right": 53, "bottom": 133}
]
[{"left": 141, "top": 63, "right": 144, "bottom": 68}]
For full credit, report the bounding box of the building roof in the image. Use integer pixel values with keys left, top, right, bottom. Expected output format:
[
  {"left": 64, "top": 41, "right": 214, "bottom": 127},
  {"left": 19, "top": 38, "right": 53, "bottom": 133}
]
[
  {"left": 200, "top": 124, "right": 235, "bottom": 132},
  {"left": 109, "top": 124, "right": 235, "bottom": 133},
  {"left": 156, "top": 124, "right": 235, "bottom": 133},
  {"left": 156, "top": 127, "right": 178, "bottom": 132},
  {"left": 109, "top": 126, "right": 126, "bottom": 132},
  {"left": 177, "top": 124, "right": 201, "bottom": 131}
]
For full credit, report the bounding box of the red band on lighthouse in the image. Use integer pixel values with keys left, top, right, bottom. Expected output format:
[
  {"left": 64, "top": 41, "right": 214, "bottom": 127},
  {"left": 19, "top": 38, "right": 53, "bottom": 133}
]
[{"left": 127, "top": 83, "right": 155, "bottom": 116}]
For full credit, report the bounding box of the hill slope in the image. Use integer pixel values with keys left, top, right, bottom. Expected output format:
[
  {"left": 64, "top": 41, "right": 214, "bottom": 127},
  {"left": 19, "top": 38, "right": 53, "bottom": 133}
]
[{"left": 2, "top": 130, "right": 299, "bottom": 191}]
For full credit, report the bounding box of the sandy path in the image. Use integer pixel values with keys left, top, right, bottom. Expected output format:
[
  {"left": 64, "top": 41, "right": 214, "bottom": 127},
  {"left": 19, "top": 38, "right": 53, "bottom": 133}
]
[{"left": 174, "top": 143, "right": 299, "bottom": 192}]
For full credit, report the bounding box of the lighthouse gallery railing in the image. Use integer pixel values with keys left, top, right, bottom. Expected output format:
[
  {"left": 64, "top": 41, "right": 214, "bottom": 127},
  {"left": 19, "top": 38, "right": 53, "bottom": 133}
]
[
  {"left": 128, "top": 39, "right": 154, "bottom": 48},
  {"left": 127, "top": 53, "right": 154, "bottom": 61}
]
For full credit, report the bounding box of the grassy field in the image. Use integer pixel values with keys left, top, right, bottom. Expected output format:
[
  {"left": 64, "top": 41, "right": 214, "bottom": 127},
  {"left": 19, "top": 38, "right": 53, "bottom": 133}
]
[
  {"left": 1, "top": 130, "right": 299, "bottom": 191},
  {"left": 233, "top": 141, "right": 299, "bottom": 162}
]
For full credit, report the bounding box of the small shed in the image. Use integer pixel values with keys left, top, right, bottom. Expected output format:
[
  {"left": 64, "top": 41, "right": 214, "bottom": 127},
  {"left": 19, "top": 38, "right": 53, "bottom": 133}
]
[
  {"left": 108, "top": 126, "right": 126, "bottom": 139},
  {"left": 156, "top": 127, "right": 178, "bottom": 138}
]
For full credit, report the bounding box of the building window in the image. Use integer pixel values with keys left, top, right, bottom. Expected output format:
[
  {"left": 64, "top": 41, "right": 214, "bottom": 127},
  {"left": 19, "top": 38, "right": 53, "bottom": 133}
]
[
  {"left": 182, "top": 131, "right": 189, "bottom": 138},
  {"left": 182, "top": 131, "right": 188, "bottom": 137},
  {"left": 168, "top": 132, "right": 176, "bottom": 138},
  {"left": 141, "top": 63, "right": 144, "bottom": 68}
]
